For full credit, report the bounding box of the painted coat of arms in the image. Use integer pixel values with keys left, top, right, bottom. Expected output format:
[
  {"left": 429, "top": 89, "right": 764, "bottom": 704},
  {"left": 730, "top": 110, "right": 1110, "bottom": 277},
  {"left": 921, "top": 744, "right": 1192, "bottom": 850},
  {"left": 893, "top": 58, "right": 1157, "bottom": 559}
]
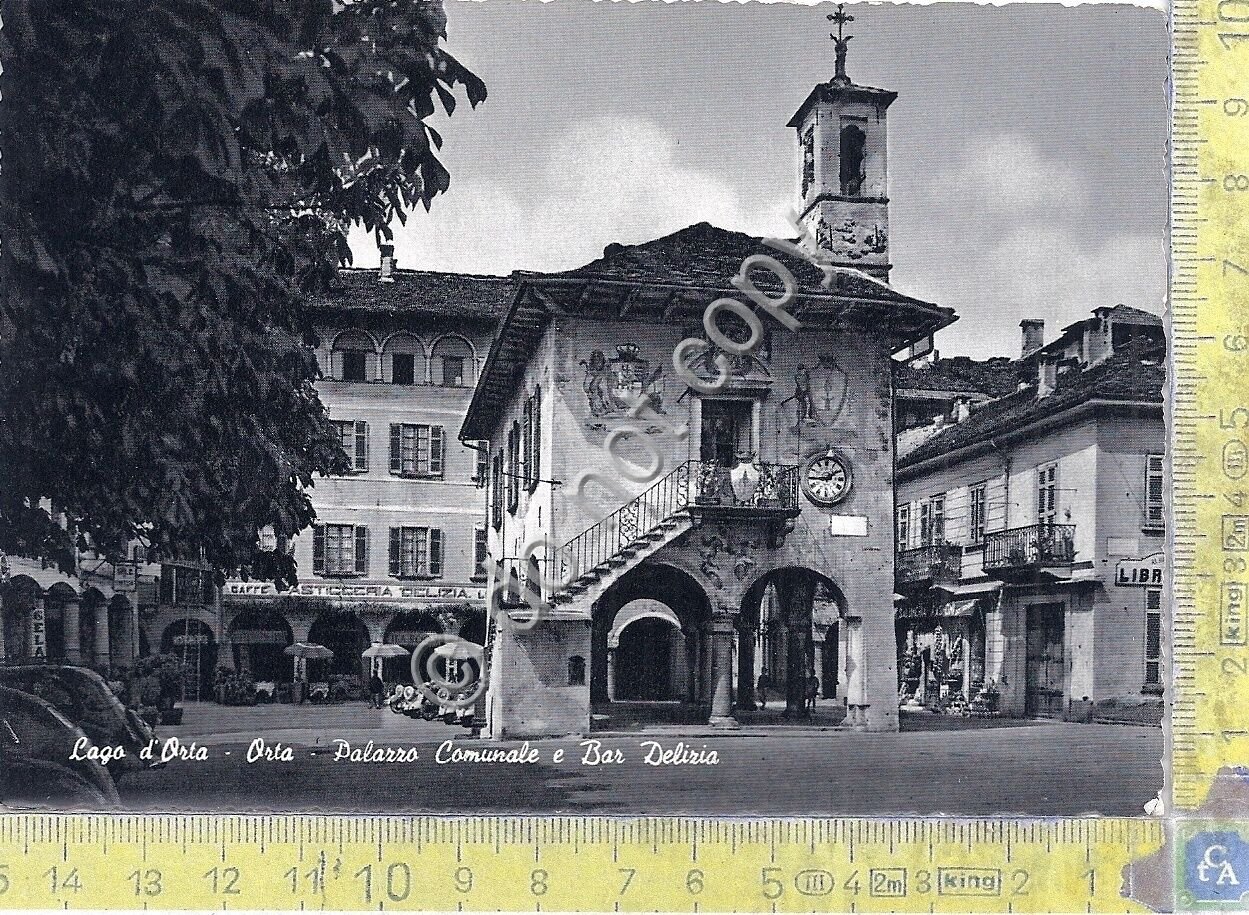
[{"left": 581, "top": 344, "right": 667, "bottom": 419}]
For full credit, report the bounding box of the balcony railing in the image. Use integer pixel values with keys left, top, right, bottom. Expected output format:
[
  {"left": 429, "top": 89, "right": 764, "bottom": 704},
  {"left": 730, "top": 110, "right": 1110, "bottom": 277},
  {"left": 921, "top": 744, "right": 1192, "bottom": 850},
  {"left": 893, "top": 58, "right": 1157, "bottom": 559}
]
[
  {"left": 896, "top": 542, "right": 963, "bottom": 587},
  {"left": 982, "top": 523, "right": 1076, "bottom": 572}
]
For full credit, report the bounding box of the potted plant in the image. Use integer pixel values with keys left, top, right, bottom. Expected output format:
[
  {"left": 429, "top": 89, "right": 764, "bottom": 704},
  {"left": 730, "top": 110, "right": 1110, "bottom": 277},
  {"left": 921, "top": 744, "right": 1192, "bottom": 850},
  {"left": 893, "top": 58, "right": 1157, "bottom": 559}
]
[{"left": 133, "top": 654, "right": 186, "bottom": 725}]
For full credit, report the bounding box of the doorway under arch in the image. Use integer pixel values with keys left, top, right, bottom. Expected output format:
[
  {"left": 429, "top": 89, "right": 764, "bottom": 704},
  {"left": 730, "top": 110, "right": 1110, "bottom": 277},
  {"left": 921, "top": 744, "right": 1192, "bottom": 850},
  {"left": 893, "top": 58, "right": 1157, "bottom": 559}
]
[
  {"left": 384, "top": 610, "right": 444, "bottom": 685},
  {"left": 610, "top": 603, "right": 687, "bottom": 701}
]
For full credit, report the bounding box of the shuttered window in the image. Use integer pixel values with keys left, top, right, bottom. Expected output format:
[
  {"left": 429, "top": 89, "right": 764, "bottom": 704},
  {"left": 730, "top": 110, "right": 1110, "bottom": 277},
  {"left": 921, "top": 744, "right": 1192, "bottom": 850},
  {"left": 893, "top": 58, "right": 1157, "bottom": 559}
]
[
  {"left": 527, "top": 386, "right": 542, "bottom": 493},
  {"left": 491, "top": 452, "right": 504, "bottom": 529},
  {"left": 389, "top": 424, "right": 445, "bottom": 477},
  {"left": 1145, "top": 587, "right": 1162, "bottom": 688},
  {"left": 1145, "top": 454, "right": 1165, "bottom": 529},
  {"left": 507, "top": 422, "right": 520, "bottom": 513},
  {"left": 895, "top": 503, "right": 910, "bottom": 552},
  {"left": 313, "top": 524, "right": 368, "bottom": 576},
  {"left": 334, "top": 420, "right": 369, "bottom": 473},
  {"left": 473, "top": 526, "right": 489, "bottom": 579},
  {"left": 388, "top": 527, "right": 443, "bottom": 578},
  {"left": 1037, "top": 463, "right": 1058, "bottom": 525},
  {"left": 969, "top": 482, "right": 987, "bottom": 544}
]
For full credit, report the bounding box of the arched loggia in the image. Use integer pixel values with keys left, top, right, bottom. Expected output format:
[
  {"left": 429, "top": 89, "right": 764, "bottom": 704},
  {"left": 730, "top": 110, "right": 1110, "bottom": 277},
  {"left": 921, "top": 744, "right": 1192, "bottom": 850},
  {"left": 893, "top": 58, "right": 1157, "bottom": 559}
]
[
  {"left": 590, "top": 563, "right": 713, "bottom": 719},
  {"left": 741, "top": 567, "right": 845, "bottom": 719}
]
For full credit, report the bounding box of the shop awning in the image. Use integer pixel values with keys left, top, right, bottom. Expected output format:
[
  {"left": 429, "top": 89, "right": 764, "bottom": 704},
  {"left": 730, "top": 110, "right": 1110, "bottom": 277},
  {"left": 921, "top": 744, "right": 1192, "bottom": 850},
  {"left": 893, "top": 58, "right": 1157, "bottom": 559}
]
[
  {"left": 895, "top": 597, "right": 985, "bottom": 621},
  {"left": 933, "top": 580, "right": 1003, "bottom": 597}
]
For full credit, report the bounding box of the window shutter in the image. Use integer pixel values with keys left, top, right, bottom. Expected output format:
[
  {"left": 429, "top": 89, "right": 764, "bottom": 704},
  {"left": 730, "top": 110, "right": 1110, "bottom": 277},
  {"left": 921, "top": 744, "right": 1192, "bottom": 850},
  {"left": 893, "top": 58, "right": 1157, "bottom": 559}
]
[
  {"left": 389, "top": 424, "right": 401, "bottom": 473},
  {"left": 389, "top": 527, "right": 401, "bottom": 577},
  {"left": 312, "top": 525, "right": 325, "bottom": 574},
  {"left": 355, "top": 526, "right": 368, "bottom": 575},
  {"left": 532, "top": 387, "right": 542, "bottom": 489},
  {"left": 429, "top": 529, "right": 443, "bottom": 577},
  {"left": 430, "top": 426, "right": 444, "bottom": 475},
  {"left": 355, "top": 422, "right": 368, "bottom": 472}
]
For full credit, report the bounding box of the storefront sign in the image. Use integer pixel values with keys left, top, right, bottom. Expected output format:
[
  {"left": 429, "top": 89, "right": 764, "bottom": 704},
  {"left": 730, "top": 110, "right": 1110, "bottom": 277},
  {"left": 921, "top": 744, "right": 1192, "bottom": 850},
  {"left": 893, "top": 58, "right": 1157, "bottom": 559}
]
[
  {"left": 29, "top": 604, "right": 47, "bottom": 658},
  {"left": 113, "top": 561, "right": 137, "bottom": 592},
  {"left": 1114, "top": 552, "right": 1164, "bottom": 586},
  {"left": 171, "top": 633, "right": 212, "bottom": 646},
  {"left": 895, "top": 599, "right": 980, "bottom": 621},
  {"left": 222, "top": 580, "right": 487, "bottom": 603},
  {"left": 230, "top": 629, "right": 291, "bottom": 645},
  {"left": 386, "top": 630, "right": 438, "bottom": 645}
]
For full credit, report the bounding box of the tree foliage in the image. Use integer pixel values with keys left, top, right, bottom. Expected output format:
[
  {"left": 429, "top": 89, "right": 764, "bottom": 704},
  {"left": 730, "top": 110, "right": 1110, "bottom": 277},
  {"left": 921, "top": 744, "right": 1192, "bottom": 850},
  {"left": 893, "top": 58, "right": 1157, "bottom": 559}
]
[{"left": 0, "top": 0, "right": 485, "bottom": 586}]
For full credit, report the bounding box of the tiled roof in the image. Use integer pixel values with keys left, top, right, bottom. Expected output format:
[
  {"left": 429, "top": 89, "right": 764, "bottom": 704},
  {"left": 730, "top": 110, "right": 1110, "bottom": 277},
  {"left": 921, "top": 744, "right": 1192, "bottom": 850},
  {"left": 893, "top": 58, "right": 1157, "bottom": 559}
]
[
  {"left": 898, "top": 342, "right": 1166, "bottom": 470},
  {"left": 895, "top": 356, "right": 1020, "bottom": 398},
  {"left": 540, "top": 222, "right": 941, "bottom": 312},
  {"left": 310, "top": 268, "right": 514, "bottom": 321},
  {"left": 1059, "top": 303, "right": 1162, "bottom": 334},
  {"left": 462, "top": 223, "right": 956, "bottom": 440}
]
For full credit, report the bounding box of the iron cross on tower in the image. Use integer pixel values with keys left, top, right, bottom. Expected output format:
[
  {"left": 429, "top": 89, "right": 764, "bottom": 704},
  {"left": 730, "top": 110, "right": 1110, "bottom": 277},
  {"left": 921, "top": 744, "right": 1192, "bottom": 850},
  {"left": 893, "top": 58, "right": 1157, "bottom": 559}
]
[{"left": 828, "top": 3, "right": 854, "bottom": 83}]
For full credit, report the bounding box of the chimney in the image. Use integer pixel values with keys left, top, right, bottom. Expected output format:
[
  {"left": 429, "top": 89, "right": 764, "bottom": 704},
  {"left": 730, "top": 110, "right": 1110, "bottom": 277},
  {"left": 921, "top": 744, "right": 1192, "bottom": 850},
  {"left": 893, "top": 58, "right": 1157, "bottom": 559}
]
[
  {"left": 1020, "top": 319, "right": 1045, "bottom": 358},
  {"left": 1037, "top": 356, "right": 1058, "bottom": 398},
  {"left": 379, "top": 244, "right": 396, "bottom": 283}
]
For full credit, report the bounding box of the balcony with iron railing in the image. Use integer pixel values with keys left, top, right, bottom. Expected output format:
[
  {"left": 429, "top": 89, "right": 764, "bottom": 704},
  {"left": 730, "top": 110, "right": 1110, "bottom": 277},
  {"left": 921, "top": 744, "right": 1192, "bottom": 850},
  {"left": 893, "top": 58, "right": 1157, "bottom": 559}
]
[
  {"left": 982, "top": 523, "right": 1076, "bottom": 578},
  {"left": 895, "top": 541, "right": 964, "bottom": 591},
  {"left": 500, "top": 459, "right": 800, "bottom": 608}
]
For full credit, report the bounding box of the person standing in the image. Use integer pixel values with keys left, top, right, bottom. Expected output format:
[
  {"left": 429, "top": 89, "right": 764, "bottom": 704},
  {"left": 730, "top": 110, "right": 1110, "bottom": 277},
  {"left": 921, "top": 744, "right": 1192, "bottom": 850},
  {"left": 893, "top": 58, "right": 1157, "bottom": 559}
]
[
  {"left": 368, "top": 671, "right": 385, "bottom": 709},
  {"left": 757, "top": 667, "right": 772, "bottom": 710},
  {"left": 805, "top": 674, "right": 820, "bottom": 711}
]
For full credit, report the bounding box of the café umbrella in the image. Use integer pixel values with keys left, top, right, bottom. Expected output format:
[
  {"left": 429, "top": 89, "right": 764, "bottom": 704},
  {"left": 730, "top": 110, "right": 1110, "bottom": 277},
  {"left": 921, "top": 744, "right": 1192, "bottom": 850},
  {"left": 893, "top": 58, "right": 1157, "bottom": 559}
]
[
  {"left": 284, "top": 642, "right": 333, "bottom": 682},
  {"left": 361, "top": 642, "right": 410, "bottom": 679}
]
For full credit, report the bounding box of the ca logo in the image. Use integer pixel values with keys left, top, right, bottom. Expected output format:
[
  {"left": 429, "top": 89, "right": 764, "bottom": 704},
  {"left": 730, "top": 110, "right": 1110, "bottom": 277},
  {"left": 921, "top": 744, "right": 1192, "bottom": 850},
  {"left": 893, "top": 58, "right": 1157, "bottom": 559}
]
[{"left": 1198, "top": 845, "right": 1242, "bottom": 887}]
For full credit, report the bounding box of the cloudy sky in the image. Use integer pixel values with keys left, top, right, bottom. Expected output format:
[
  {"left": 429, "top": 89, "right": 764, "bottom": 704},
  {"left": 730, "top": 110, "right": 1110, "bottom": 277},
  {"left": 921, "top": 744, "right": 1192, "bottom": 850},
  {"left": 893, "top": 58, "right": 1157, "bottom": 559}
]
[{"left": 347, "top": 0, "right": 1168, "bottom": 359}]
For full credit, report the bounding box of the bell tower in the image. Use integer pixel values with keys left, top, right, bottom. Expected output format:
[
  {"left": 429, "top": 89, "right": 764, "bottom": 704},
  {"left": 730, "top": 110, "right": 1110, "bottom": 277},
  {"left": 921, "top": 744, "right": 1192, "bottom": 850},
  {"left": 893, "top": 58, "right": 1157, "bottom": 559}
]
[{"left": 788, "top": 5, "right": 896, "bottom": 280}]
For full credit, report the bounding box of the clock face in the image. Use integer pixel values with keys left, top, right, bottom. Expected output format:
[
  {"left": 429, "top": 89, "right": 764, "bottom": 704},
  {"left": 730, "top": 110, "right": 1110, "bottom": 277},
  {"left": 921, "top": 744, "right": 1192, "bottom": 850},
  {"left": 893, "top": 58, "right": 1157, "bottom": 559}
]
[{"left": 803, "top": 452, "right": 852, "bottom": 505}]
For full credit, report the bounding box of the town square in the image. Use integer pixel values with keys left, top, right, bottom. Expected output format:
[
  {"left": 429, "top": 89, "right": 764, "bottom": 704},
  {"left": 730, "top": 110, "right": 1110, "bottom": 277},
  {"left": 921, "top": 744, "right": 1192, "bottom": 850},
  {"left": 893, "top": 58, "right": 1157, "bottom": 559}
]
[{"left": 1, "top": 0, "right": 1167, "bottom": 817}]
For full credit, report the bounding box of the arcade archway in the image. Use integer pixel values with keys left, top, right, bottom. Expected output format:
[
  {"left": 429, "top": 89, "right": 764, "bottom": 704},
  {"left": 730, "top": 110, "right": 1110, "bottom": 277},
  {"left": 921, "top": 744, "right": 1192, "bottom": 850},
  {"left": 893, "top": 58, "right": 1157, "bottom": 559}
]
[
  {"left": 609, "top": 601, "right": 687, "bottom": 701},
  {"left": 228, "top": 607, "right": 293, "bottom": 682},
  {"left": 384, "top": 610, "right": 444, "bottom": 685},
  {"left": 308, "top": 611, "right": 370, "bottom": 679},
  {"left": 1, "top": 576, "right": 42, "bottom": 663},
  {"left": 742, "top": 567, "right": 845, "bottom": 718},
  {"left": 591, "top": 563, "right": 712, "bottom": 717}
]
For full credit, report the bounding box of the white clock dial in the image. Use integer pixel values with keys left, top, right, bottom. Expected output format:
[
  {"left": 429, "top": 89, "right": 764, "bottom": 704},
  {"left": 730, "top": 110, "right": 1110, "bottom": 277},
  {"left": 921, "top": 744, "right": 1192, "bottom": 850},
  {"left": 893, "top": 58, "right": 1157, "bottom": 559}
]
[{"left": 802, "top": 452, "right": 852, "bottom": 505}]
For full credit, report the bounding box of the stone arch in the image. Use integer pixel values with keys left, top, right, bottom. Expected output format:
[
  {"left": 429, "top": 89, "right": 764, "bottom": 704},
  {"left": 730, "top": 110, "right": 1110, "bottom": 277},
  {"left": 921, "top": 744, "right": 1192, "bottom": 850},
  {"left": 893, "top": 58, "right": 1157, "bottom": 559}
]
[
  {"left": 609, "top": 599, "right": 687, "bottom": 702},
  {"left": 228, "top": 606, "right": 294, "bottom": 682},
  {"left": 380, "top": 331, "right": 428, "bottom": 385},
  {"left": 590, "top": 563, "right": 713, "bottom": 707},
  {"left": 43, "top": 581, "right": 81, "bottom": 663},
  {"left": 330, "top": 329, "right": 380, "bottom": 382},
  {"left": 430, "top": 334, "right": 477, "bottom": 387},
  {"left": 741, "top": 567, "right": 845, "bottom": 717}
]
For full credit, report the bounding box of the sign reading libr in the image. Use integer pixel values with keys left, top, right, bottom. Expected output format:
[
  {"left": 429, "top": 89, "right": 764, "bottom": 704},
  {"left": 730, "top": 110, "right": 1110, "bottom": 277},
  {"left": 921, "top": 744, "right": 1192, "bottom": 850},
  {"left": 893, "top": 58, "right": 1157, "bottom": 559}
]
[{"left": 1115, "top": 552, "right": 1164, "bottom": 587}]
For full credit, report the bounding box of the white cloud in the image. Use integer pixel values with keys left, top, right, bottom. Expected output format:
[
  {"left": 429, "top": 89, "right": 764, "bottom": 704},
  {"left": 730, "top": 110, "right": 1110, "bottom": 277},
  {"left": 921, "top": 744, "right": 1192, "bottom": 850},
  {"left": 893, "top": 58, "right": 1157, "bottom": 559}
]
[
  {"left": 891, "top": 135, "right": 1166, "bottom": 358},
  {"left": 350, "top": 116, "right": 789, "bottom": 275}
]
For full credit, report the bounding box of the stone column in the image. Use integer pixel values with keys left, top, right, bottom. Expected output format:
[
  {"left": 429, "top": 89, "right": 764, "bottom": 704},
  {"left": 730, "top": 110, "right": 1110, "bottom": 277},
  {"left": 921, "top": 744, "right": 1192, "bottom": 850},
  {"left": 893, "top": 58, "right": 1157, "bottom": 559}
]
[
  {"left": 63, "top": 600, "right": 82, "bottom": 664},
  {"left": 698, "top": 626, "right": 711, "bottom": 703},
  {"left": 735, "top": 622, "right": 755, "bottom": 710},
  {"left": 606, "top": 648, "right": 616, "bottom": 701},
  {"left": 685, "top": 631, "right": 699, "bottom": 703},
  {"left": 844, "top": 615, "right": 868, "bottom": 730},
  {"left": 707, "top": 613, "right": 739, "bottom": 728},
  {"left": 93, "top": 602, "right": 111, "bottom": 670},
  {"left": 778, "top": 573, "right": 815, "bottom": 719}
]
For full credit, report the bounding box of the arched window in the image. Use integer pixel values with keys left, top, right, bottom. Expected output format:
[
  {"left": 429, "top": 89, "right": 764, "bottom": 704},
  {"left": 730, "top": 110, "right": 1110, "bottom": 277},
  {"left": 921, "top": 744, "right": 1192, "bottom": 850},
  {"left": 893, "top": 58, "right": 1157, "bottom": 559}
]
[
  {"left": 431, "top": 336, "right": 476, "bottom": 387},
  {"left": 331, "top": 330, "right": 377, "bottom": 382},
  {"left": 839, "top": 124, "right": 866, "bottom": 197},
  {"left": 567, "top": 655, "right": 586, "bottom": 686},
  {"left": 381, "top": 333, "right": 426, "bottom": 385}
]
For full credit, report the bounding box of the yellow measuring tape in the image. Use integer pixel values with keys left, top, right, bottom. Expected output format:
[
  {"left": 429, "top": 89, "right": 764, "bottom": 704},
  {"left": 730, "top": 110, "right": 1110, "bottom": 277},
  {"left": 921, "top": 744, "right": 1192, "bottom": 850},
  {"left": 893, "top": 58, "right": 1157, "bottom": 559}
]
[
  {"left": 0, "top": 817, "right": 1163, "bottom": 912},
  {"left": 0, "top": 3, "right": 1244, "bottom": 912}
]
